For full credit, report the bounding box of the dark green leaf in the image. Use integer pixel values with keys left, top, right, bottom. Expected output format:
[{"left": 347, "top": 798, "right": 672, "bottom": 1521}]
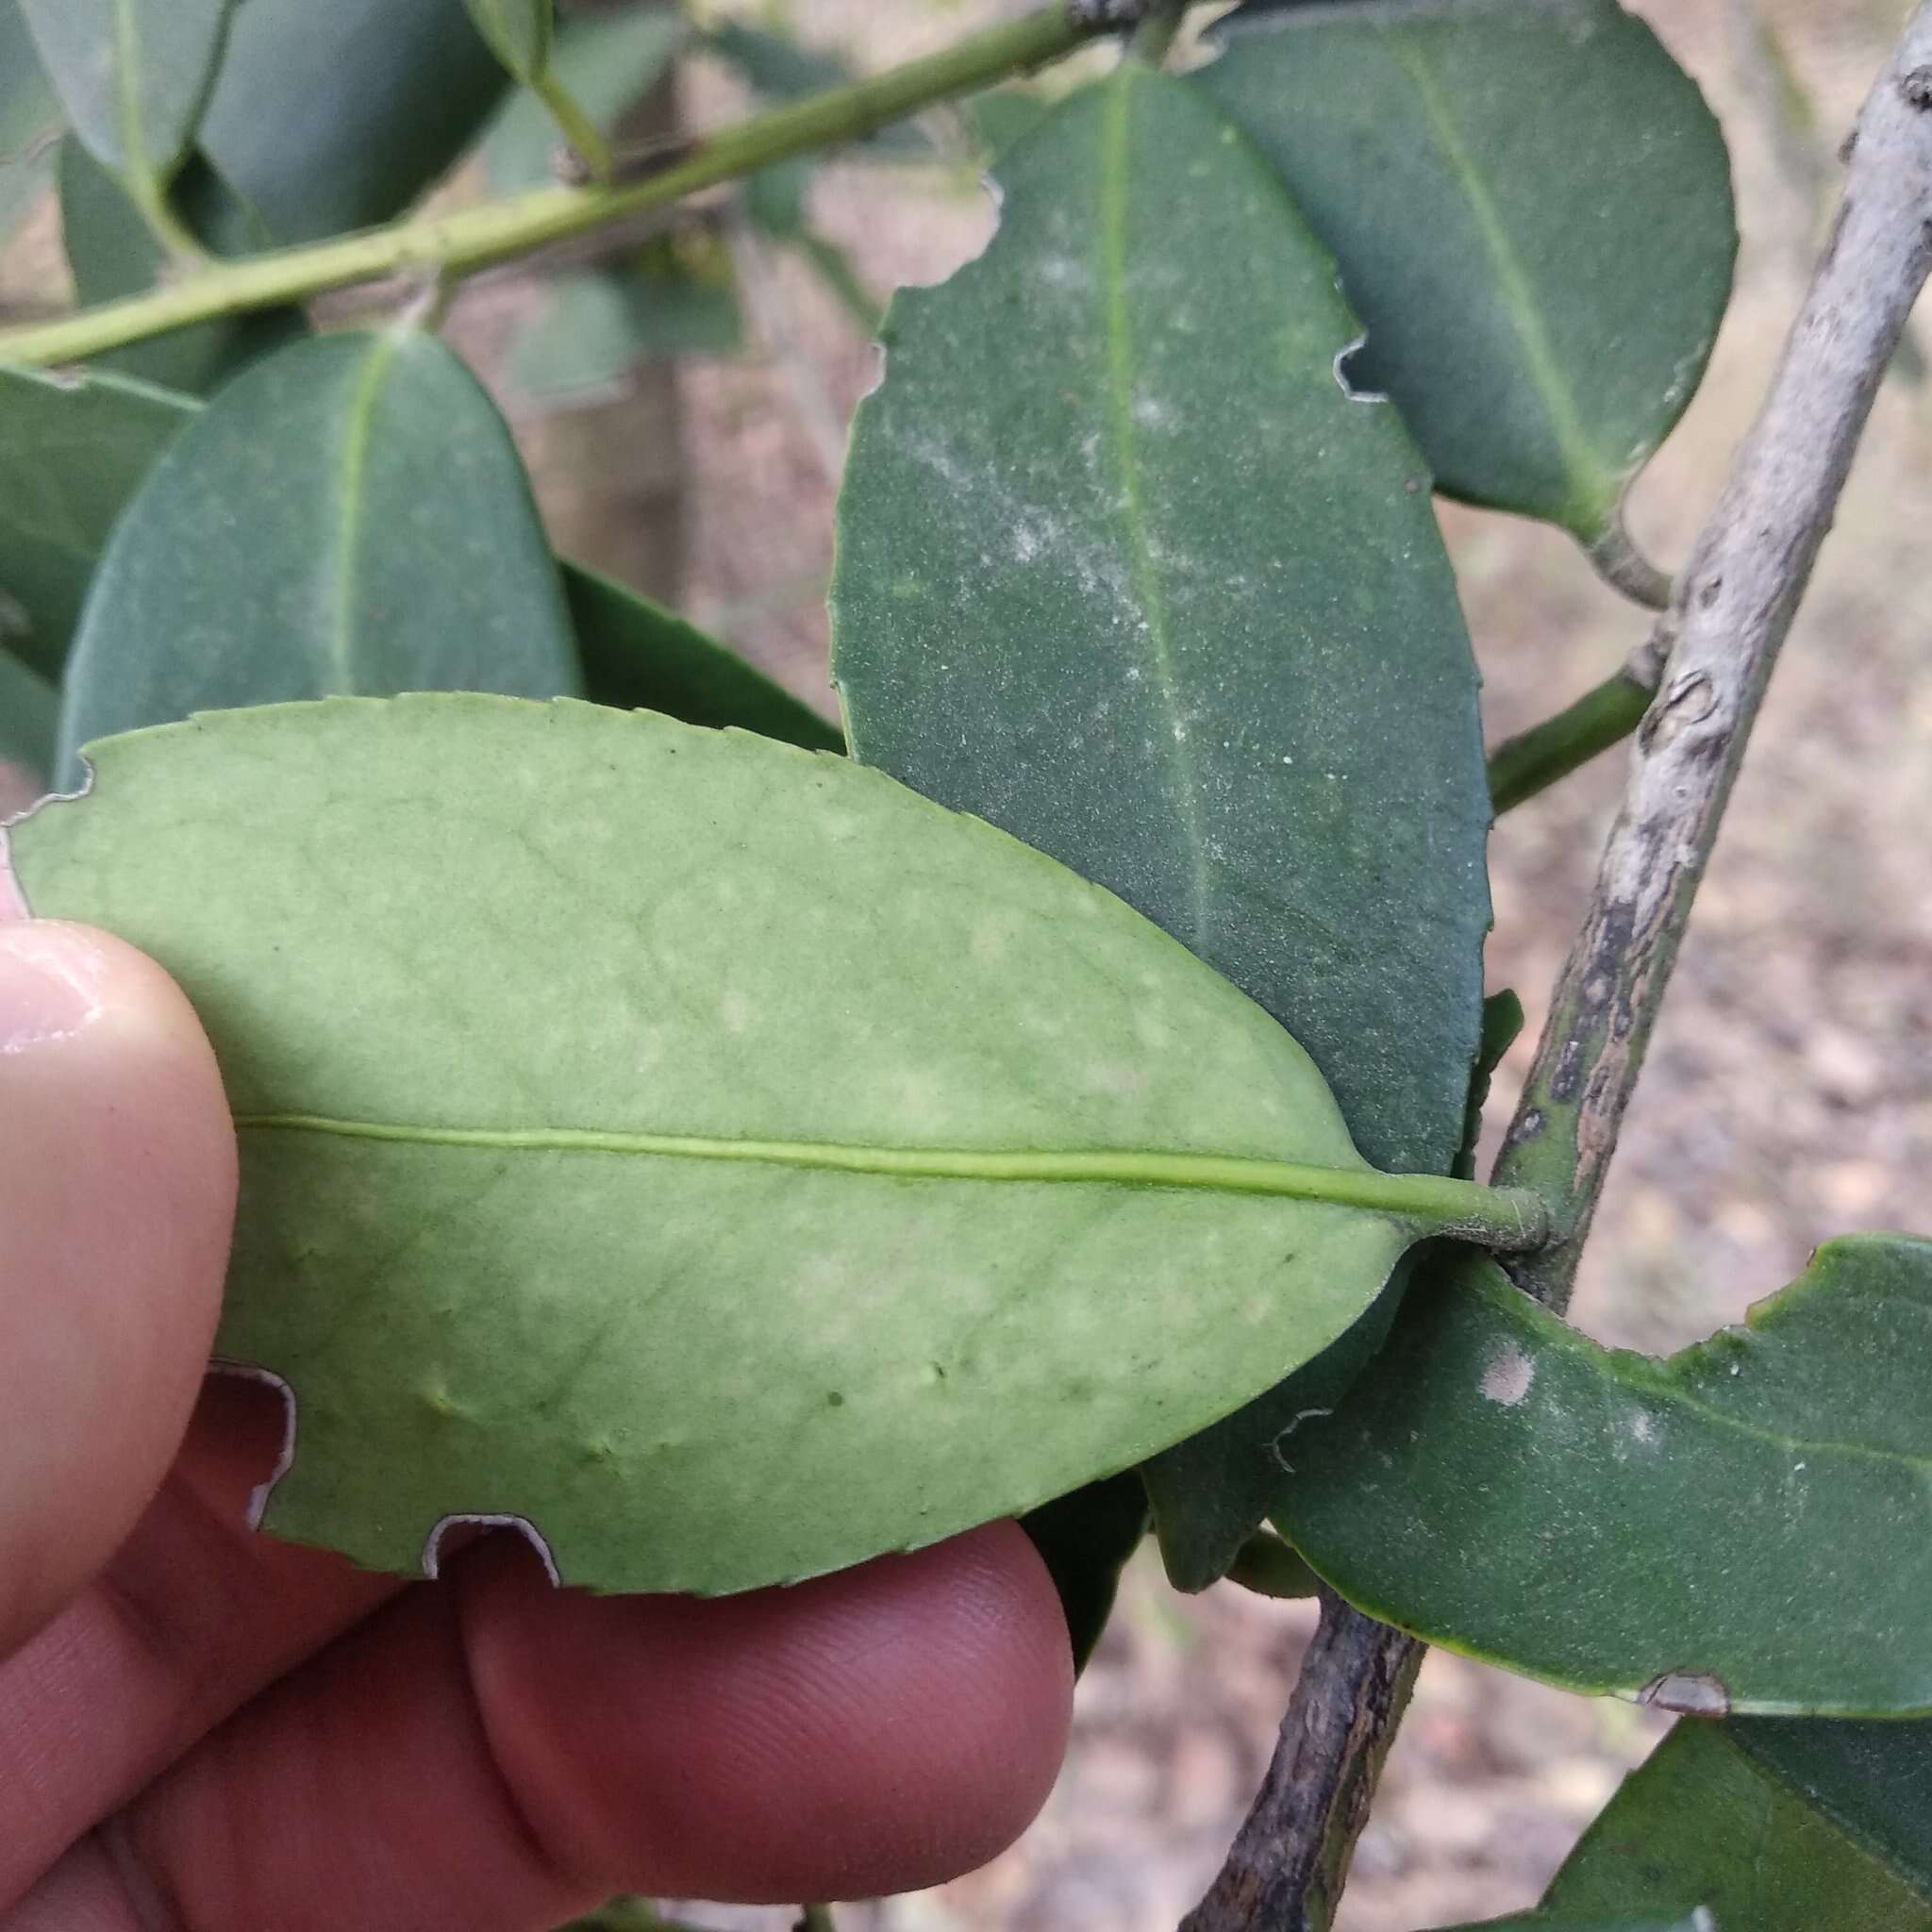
[
  {"left": 0, "top": 644, "right": 57, "bottom": 788},
  {"left": 12, "top": 693, "right": 1471, "bottom": 1594},
  {"left": 1021, "top": 1471, "right": 1147, "bottom": 1670},
  {"left": 1541, "top": 1721, "right": 1930, "bottom": 1929},
  {"left": 463, "top": 0, "right": 549, "bottom": 85},
  {"left": 0, "top": 363, "right": 194, "bottom": 681},
  {"left": 1724, "top": 1715, "right": 1932, "bottom": 1895},
  {"left": 1224, "top": 1527, "right": 1319, "bottom": 1600},
  {"left": 705, "top": 20, "right": 928, "bottom": 158},
  {"left": 563, "top": 562, "right": 839, "bottom": 752},
  {"left": 58, "top": 331, "right": 580, "bottom": 779},
  {"left": 20, "top": 0, "right": 231, "bottom": 178},
  {"left": 481, "top": 4, "right": 684, "bottom": 194},
  {"left": 1198, "top": 0, "right": 1736, "bottom": 554},
  {"left": 1435, "top": 1915, "right": 1709, "bottom": 1932},
  {"left": 198, "top": 0, "right": 508, "bottom": 244},
  {"left": 0, "top": 0, "right": 61, "bottom": 242},
  {"left": 509, "top": 253, "right": 741, "bottom": 401},
  {"left": 1282, "top": 1236, "right": 1932, "bottom": 1714},
  {"left": 57, "top": 135, "right": 304, "bottom": 393},
  {"left": 832, "top": 66, "right": 1490, "bottom": 1588}
]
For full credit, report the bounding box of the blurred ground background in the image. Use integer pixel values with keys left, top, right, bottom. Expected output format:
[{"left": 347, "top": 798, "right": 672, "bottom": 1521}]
[{"left": 8, "top": 0, "right": 1929, "bottom": 1925}]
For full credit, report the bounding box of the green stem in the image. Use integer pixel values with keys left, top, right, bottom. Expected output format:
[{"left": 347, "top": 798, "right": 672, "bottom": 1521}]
[
  {"left": 1581, "top": 509, "right": 1672, "bottom": 610},
  {"left": 797, "top": 1909, "right": 838, "bottom": 1932},
  {"left": 0, "top": 4, "right": 1101, "bottom": 370},
  {"left": 534, "top": 68, "right": 617, "bottom": 183},
  {"left": 235, "top": 1112, "right": 1550, "bottom": 1252},
  {"left": 1485, "top": 665, "right": 1655, "bottom": 814},
  {"left": 125, "top": 164, "right": 208, "bottom": 267}
]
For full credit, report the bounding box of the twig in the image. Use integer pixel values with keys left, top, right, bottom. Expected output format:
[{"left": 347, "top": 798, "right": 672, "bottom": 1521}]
[
  {"left": 1492, "top": 2, "right": 1932, "bottom": 1304},
  {"left": 1185, "top": 9, "right": 1932, "bottom": 1927},
  {"left": 0, "top": 4, "right": 1134, "bottom": 371}
]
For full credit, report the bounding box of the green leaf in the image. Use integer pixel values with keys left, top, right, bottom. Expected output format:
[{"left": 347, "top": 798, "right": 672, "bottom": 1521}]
[
  {"left": 0, "top": 363, "right": 194, "bottom": 681},
  {"left": 8, "top": 694, "right": 1517, "bottom": 1594},
  {"left": 509, "top": 253, "right": 741, "bottom": 402},
  {"left": 1436, "top": 1916, "right": 1710, "bottom": 1932},
  {"left": 831, "top": 66, "right": 1490, "bottom": 1589},
  {"left": 705, "top": 20, "right": 928, "bottom": 158},
  {"left": 481, "top": 4, "right": 685, "bottom": 194},
  {"left": 57, "top": 134, "right": 305, "bottom": 394},
  {"left": 1281, "top": 1236, "right": 1932, "bottom": 1714},
  {"left": 0, "top": 644, "right": 57, "bottom": 788},
  {"left": 0, "top": 0, "right": 61, "bottom": 242},
  {"left": 562, "top": 561, "right": 840, "bottom": 752},
  {"left": 960, "top": 84, "right": 1053, "bottom": 159},
  {"left": 20, "top": 0, "right": 231, "bottom": 180},
  {"left": 57, "top": 331, "right": 580, "bottom": 780},
  {"left": 1540, "top": 1721, "right": 1931, "bottom": 1930},
  {"left": 197, "top": 0, "right": 508, "bottom": 244},
  {"left": 1021, "top": 1471, "right": 1147, "bottom": 1670},
  {"left": 463, "top": 0, "right": 549, "bottom": 86},
  {"left": 1198, "top": 0, "right": 1736, "bottom": 558}
]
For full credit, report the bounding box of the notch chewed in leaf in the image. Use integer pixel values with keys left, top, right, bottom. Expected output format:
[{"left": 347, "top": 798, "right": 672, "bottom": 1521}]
[
  {"left": 1279, "top": 1235, "right": 1932, "bottom": 1716},
  {"left": 7, "top": 696, "right": 1540, "bottom": 1596}
]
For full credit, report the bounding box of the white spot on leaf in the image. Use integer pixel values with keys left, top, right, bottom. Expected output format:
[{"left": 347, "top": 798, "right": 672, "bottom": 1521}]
[{"left": 1479, "top": 1344, "right": 1534, "bottom": 1407}]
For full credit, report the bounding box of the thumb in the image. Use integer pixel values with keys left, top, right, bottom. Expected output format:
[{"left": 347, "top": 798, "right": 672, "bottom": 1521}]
[{"left": 0, "top": 921, "right": 236, "bottom": 1654}]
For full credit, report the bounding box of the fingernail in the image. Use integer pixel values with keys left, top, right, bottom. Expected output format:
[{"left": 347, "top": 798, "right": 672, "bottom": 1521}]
[{"left": 0, "top": 923, "right": 108, "bottom": 1056}]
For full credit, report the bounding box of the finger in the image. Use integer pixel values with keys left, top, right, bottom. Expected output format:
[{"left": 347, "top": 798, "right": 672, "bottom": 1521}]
[
  {"left": 94, "top": 1523, "right": 1073, "bottom": 1927},
  {"left": 0, "top": 1376, "right": 396, "bottom": 1909},
  {"left": 0, "top": 923, "right": 236, "bottom": 1653}
]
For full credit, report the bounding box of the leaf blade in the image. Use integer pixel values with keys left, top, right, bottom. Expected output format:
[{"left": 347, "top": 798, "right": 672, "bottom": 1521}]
[
  {"left": 0, "top": 362, "right": 197, "bottom": 680},
  {"left": 56, "top": 331, "right": 582, "bottom": 779},
  {"left": 1281, "top": 1237, "right": 1932, "bottom": 1714},
  {"left": 1198, "top": 0, "right": 1737, "bottom": 547},
  {"left": 20, "top": 0, "right": 231, "bottom": 179},
  {"left": 562, "top": 562, "right": 840, "bottom": 751},
  {"left": 11, "top": 694, "right": 1443, "bottom": 1595},
  {"left": 831, "top": 65, "right": 1491, "bottom": 1585},
  {"left": 1541, "top": 1722, "right": 1931, "bottom": 1930}
]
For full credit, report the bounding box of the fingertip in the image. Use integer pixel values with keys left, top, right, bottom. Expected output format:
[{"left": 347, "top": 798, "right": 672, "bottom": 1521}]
[
  {"left": 460, "top": 1520, "right": 1074, "bottom": 1904},
  {"left": 0, "top": 922, "right": 236, "bottom": 1651}
]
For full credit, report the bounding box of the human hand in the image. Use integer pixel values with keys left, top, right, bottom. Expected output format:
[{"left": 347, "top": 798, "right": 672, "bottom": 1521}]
[{"left": 0, "top": 920, "right": 1073, "bottom": 1929}]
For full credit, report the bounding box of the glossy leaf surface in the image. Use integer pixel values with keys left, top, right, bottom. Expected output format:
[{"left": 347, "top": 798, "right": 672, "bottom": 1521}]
[
  {"left": 0, "top": 0, "right": 60, "bottom": 241},
  {"left": 482, "top": 4, "right": 684, "bottom": 193},
  {"left": 12, "top": 695, "right": 1464, "bottom": 1594},
  {"left": 198, "top": 0, "right": 507, "bottom": 244},
  {"left": 58, "top": 332, "right": 579, "bottom": 778},
  {"left": 1541, "top": 1722, "right": 1931, "bottom": 1930},
  {"left": 562, "top": 563, "right": 839, "bottom": 751},
  {"left": 463, "top": 0, "right": 549, "bottom": 84},
  {"left": 1283, "top": 1237, "right": 1932, "bottom": 1713},
  {"left": 21, "top": 0, "right": 229, "bottom": 177},
  {"left": 57, "top": 136, "right": 304, "bottom": 394},
  {"left": 0, "top": 363, "right": 193, "bottom": 681},
  {"left": 832, "top": 66, "right": 1490, "bottom": 1585},
  {"left": 1199, "top": 0, "right": 1736, "bottom": 546}
]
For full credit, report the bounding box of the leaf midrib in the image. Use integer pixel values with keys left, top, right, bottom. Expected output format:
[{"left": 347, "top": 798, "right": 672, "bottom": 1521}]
[
  {"left": 1383, "top": 28, "right": 1617, "bottom": 528},
  {"left": 324, "top": 334, "right": 403, "bottom": 691},
  {"left": 235, "top": 1110, "right": 1494, "bottom": 1225}
]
